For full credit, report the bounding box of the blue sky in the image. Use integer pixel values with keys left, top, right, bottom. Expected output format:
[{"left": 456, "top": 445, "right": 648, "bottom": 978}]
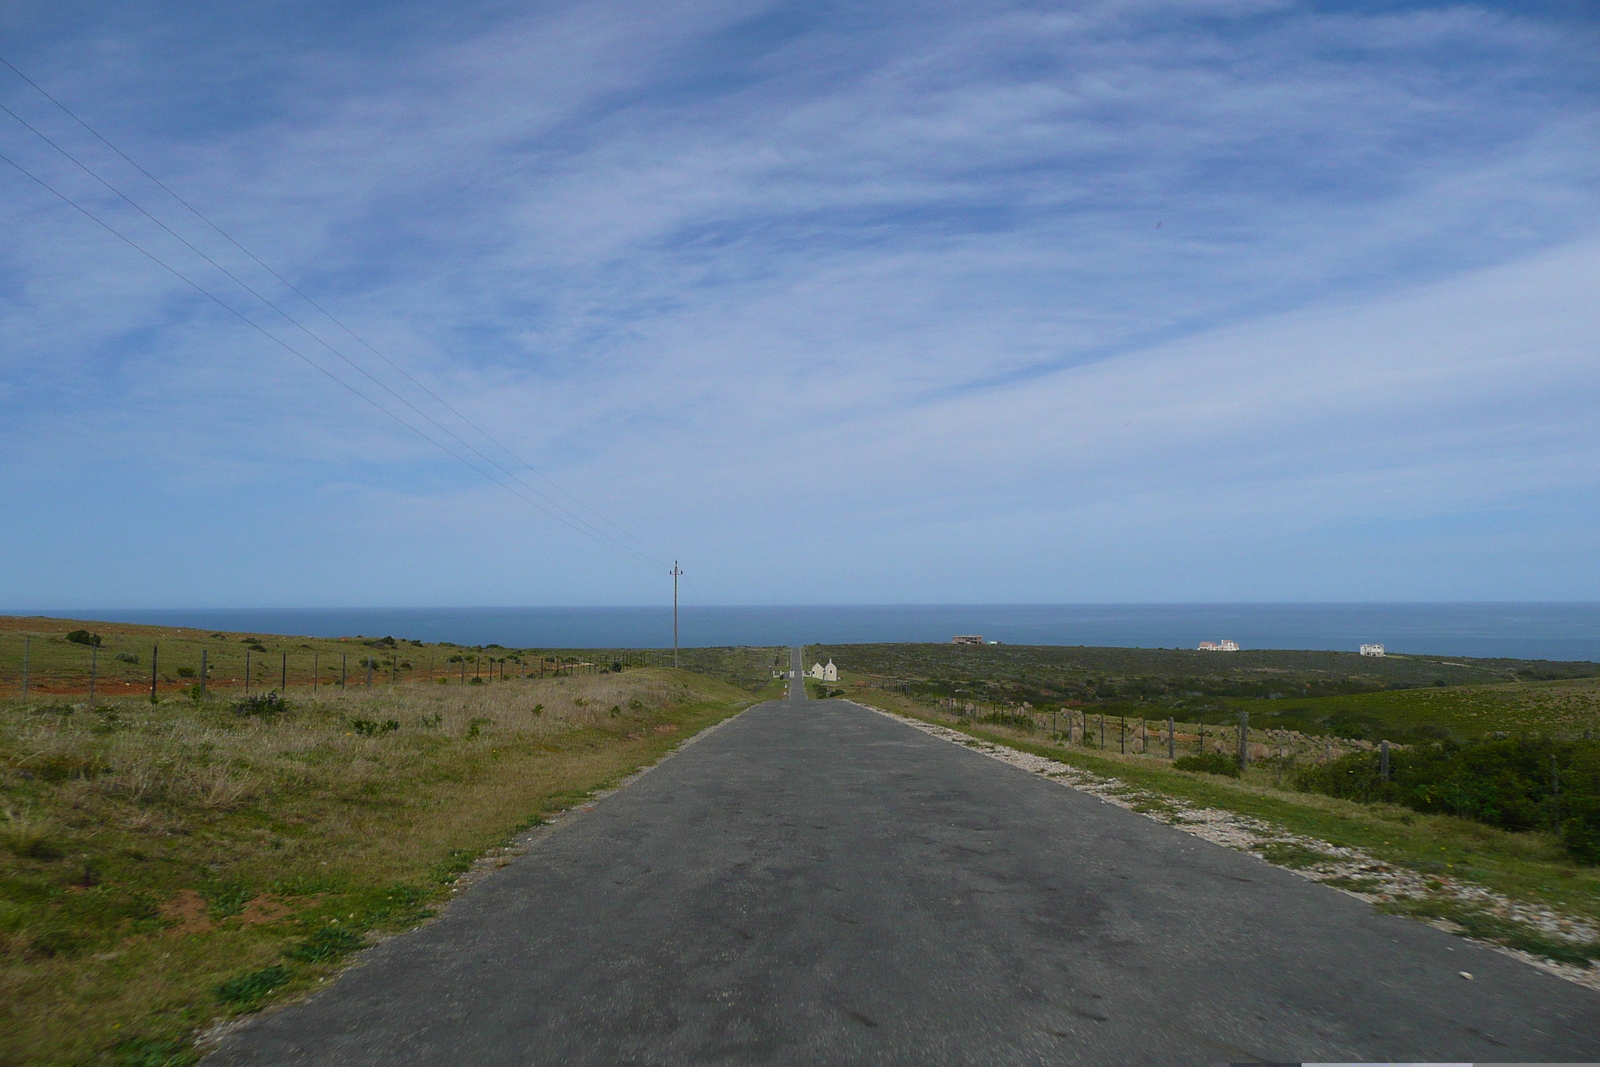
[{"left": 1, "top": 0, "right": 1597, "bottom": 608}]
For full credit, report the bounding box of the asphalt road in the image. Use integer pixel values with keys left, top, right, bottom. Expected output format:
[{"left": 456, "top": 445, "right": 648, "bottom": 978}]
[{"left": 208, "top": 650, "right": 1599, "bottom": 1065}]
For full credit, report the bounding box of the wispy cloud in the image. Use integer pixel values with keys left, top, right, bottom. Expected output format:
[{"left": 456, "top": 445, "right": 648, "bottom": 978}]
[{"left": 1, "top": 0, "right": 1597, "bottom": 606}]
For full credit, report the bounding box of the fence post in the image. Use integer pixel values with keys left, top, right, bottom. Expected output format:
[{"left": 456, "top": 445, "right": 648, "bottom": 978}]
[
  {"left": 89, "top": 645, "right": 98, "bottom": 701},
  {"left": 20, "top": 635, "right": 28, "bottom": 702},
  {"left": 1552, "top": 755, "right": 1561, "bottom": 835},
  {"left": 150, "top": 644, "right": 159, "bottom": 703},
  {"left": 313, "top": 652, "right": 318, "bottom": 697},
  {"left": 1099, "top": 713, "right": 1105, "bottom": 749},
  {"left": 199, "top": 649, "right": 207, "bottom": 699},
  {"left": 366, "top": 657, "right": 373, "bottom": 688},
  {"left": 245, "top": 650, "right": 251, "bottom": 695},
  {"left": 1380, "top": 740, "right": 1390, "bottom": 782},
  {"left": 1198, "top": 719, "right": 1204, "bottom": 754},
  {"left": 341, "top": 653, "right": 347, "bottom": 688},
  {"left": 1167, "top": 717, "right": 1175, "bottom": 760},
  {"left": 1120, "top": 715, "right": 1126, "bottom": 754},
  {"left": 1238, "top": 712, "right": 1249, "bottom": 769},
  {"left": 280, "top": 651, "right": 287, "bottom": 692}
]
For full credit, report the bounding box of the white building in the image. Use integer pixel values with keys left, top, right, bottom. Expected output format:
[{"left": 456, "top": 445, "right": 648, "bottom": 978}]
[
  {"left": 808, "top": 660, "right": 838, "bottom": 682},
  {"left": 1197, "top": 639, "right": 1240, "bottom": 652},
  {"left": 1360, "top": 643, "right": 1386, "bottom": 657}
]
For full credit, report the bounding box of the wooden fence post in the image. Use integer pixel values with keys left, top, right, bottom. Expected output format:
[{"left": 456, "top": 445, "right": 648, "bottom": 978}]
[
  {"left": 1380, "top": 740, "right": 1390, "bottom": 782},
  {"left": 1238, "top": 712, "right": 1249, "bottom": 768},
  {"left": 199, "top": 649, "right": 207, "bottom": 699},
  {"left": 1168, "top": 717, "right": 1175, "bottom": 760},
  {"left": 21, "top": 635, "right": 28, "bottom": 701},
  {"left": 280, "top": 652, "right": 287, "bottom": 692},
  {"left": 341, "top": 653, "right": 347, "bottom": 688},
  {"left": 245, "top": 650, "right": 251, "bottom": 696},
  {"left": 150, "top": 644, "right": 159, "bottom": 703},
  {"left": 1552, "top": 755, "right": 1561, "bottom": 835}
]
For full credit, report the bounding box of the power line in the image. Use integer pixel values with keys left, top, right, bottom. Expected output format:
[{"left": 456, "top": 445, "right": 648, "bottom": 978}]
[
  {"left": 0, "top": 52, "right": 663, "bottom": 564},
  {"left": 0, "top": 96, "right": 667, "bottom": 569},
  {"left": 0, "top": 146, "right": 664, "bottom": 569}
]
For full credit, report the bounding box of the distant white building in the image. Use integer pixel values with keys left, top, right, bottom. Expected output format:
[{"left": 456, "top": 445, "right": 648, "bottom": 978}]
[
  {"left": 1198, "top": 639, "right": 1240, "bottom": 652},
  {"left": 951, "top": 635, "right": 985, "bottom": 645},
  {"left": 1360, "top": 643, "right": 1386, "bottom": 657},
  {"left": 808, "top": 660, "right": 838, "bottom": 682}
]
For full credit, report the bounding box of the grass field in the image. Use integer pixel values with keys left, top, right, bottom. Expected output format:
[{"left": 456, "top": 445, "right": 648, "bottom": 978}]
[
  {"left": 807, "top": 642, "right": 1600, "bottom": 742},
  {"left": 0, "top": 617, "right": 778, "bottom": 1067},
  {"left": 0, "top": 616, "right": 787, "bottom": 701}
]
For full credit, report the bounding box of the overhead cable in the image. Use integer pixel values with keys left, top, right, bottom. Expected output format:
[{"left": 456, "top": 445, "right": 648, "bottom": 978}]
[
  {"left": 0, "top": 147, "right": 663, "bottom": 569},
  {"left": 0, "top": 53, "right": 663, "bottom": 564}
]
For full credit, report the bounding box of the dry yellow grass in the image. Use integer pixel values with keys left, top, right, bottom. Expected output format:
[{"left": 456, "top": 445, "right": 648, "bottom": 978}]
[{"left": 0, "top": 668, "right": 761, "bottom": 1067}]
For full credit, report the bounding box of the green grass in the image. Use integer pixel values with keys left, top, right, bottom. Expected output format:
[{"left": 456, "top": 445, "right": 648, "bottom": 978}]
[
  {"left": 810, "top": 641, "right": 1600, "bottom": 741},
  {"left": 0, "top": 615, "right": 784, "bottom": 701},
  {"left": 1, "top": 657, "right": 758, "bottom": 1066}
]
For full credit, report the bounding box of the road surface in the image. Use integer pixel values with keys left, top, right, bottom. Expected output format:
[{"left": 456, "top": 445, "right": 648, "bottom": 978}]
[{"left": 207, "top": 647, "right": 1599, "bottom": 1064}]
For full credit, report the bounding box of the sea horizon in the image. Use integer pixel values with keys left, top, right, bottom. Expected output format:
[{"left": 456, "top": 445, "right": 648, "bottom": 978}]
[{"left": 5, "top": 603, "right": 1599, "bottom": 663}]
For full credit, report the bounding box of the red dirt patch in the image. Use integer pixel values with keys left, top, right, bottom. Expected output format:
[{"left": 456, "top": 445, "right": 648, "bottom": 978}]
[
  {"left": 159, "top": 890, "right": 213, "bottom": 936},
  {"left": 236, "top": 895, "right": 296, "bottom": 927}
]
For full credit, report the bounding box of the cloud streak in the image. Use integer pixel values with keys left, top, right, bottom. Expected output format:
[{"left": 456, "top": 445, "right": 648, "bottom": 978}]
[{"left": 1, "top": 0, "right": 1597, "bottom": 606}]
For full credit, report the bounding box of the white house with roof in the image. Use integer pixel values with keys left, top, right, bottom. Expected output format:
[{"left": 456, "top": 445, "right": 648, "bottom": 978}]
[
  {"left": 808, "top": 659, "right": 838, "bottom": 682},
  {"left": 1197, "top": 639, "right": 1240, "bottom": 652},
  {"left": 1360, "top": 643, "right": 1385, "bottom": 657}
]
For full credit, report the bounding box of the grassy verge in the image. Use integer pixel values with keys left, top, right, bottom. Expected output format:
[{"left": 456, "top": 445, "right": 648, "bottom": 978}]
[
  {"left": 848, "top": 689, "right": 1600, "bottom": 948},
  {"left": 1, "top": 667, "right": 757, "bottom": 1066}
]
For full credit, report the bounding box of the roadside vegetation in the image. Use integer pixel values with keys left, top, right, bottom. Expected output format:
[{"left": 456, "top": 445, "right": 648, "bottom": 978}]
[
  {"left": 1, "top": 617, "right": 779, "bottom": 1067},
  {"left": 0, "top": 615, "right": 786, "bottom": 701},
  {"left": 817, "top": 643, "right": 1600, "bottom": 971}
]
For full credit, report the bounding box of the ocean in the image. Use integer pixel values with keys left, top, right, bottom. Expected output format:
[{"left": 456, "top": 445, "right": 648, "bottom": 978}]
[{"left": 23, "top": 603, "right": 1600, "bottom": 662}]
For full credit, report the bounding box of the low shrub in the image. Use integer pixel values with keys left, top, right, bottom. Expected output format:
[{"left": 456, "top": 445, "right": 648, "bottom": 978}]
[
  {"left": 1294, "top": 737, "right": 1600, "bottom": 863},
  {"left": 1173, "top": 751, "right": 1241, "bottom": 777},
  {"left": 231, "top": 692, "right": 290, "bottom": 718},
  {"left": 349, "top": 718, "right": 399, "bottom": 737},
  {"left": 65, "top": 629, "right": 101, "bottom": 647}
]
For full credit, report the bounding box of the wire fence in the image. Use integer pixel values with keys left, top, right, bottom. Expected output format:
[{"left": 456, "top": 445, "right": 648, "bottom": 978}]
[{"left": 0, "top": 632, "right": 682, "bottom": 703}]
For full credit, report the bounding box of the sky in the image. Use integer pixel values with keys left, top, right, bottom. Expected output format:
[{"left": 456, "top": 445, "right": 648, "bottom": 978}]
[{"left": 1, "top": 0, "right": 1598, "bottom": 608}]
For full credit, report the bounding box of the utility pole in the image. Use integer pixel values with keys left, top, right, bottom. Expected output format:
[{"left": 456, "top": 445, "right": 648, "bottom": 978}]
[{"left": 671, "top": 561, "right": 682, "bottom": 669}]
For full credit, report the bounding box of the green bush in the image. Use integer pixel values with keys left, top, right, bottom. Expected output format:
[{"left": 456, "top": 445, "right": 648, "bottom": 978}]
[
  {"left": 65, "top": 629, "right": 101, "bottom": 647},
  {"left": 1173, "top": 751, "right": 1241, "bottom": 777},
  {"left": 1294, "top": 738, "right": 1600, "bottom": 863},
  {"left": 231, "top": 692, "right": 289, "bottom": 718}
]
